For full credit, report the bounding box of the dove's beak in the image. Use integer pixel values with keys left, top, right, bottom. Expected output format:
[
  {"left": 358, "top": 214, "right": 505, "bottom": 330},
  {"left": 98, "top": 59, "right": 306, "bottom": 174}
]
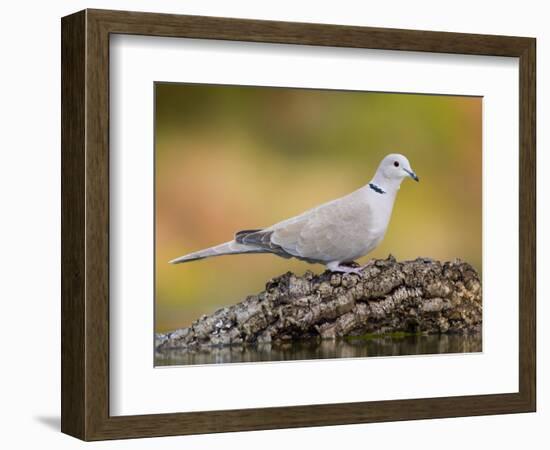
[{"left": 404, "top": 168, "right": 420, "bottom": 182}]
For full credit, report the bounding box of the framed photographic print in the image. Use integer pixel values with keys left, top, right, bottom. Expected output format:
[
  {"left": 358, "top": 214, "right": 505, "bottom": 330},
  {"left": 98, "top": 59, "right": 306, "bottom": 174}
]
[{"left": 61, "top": 9, "right": 536, "bottom": 441}]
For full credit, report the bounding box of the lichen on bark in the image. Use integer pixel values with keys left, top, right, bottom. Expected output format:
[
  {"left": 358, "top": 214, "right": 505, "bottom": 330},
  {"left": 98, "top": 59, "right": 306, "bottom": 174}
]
[{"left": 156, "top": 256, "right": 482, "bottom": 351}]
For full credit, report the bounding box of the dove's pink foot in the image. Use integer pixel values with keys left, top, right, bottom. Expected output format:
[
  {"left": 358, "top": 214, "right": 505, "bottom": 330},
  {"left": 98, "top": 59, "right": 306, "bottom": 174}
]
[{"left": 326, "top": 261, "right": 366, "bottom": 274}]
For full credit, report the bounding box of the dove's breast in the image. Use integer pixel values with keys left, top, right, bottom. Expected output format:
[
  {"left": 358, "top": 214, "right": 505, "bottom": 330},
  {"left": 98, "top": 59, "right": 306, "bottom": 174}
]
[{"left": 333, "top": 192, "right": 392, "bottom": 261}]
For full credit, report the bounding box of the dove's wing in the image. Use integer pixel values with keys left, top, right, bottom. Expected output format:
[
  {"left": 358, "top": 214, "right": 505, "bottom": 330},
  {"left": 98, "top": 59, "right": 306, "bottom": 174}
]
[{"left": 239, "top": 189, "right": 372, "bottom": 263}]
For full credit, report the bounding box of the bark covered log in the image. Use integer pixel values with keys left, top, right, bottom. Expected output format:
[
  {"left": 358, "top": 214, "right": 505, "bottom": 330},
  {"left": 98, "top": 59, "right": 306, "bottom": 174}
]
[{"left": 156, "top": 256, "right": 482, "bottom": 351}]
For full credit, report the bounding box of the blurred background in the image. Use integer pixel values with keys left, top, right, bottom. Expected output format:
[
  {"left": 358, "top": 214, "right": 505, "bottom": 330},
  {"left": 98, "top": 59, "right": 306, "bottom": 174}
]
[{"left": 155, "top": 83, "right": 481, "bottom": 333}]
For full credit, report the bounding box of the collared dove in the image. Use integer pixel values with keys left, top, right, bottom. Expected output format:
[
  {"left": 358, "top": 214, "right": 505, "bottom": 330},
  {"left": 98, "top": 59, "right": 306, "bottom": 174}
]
[{"left": 170, "top": 154, "right": 419, "bottom": 273}]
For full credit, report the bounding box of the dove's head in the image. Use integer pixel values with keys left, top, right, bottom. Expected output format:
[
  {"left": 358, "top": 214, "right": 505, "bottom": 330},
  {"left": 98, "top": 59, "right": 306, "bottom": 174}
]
[{"left": 376, "top": 153, "right": 419, "bottom": 184}]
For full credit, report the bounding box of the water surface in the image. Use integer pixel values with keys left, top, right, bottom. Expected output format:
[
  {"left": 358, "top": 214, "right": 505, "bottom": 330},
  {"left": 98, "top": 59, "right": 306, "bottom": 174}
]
[{"left": 155, "top": 333, "right": 482, "bottom": 367}]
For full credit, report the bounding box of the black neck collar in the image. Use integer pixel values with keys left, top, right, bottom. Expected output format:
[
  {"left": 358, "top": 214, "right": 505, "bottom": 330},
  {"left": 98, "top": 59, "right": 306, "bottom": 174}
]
[{"left": 368, "top": 183, "right": 386, "bottom": 194}]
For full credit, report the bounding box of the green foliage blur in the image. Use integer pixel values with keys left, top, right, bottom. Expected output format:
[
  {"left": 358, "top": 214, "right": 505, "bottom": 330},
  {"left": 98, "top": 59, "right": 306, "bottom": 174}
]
[{"left": 155, "top": 83, "right": 482, "bottom": 333}]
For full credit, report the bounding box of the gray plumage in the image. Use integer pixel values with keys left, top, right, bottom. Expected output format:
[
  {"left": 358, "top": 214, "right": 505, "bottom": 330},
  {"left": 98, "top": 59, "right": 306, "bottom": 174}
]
[{"left": 170, "top": 153, "right": 419, "bottom": 273}]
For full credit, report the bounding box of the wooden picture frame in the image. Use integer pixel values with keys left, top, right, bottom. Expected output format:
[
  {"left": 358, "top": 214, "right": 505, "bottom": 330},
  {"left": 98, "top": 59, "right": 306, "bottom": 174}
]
[{"left": 61, "top": 9, "right": 536, "bottom": 441}]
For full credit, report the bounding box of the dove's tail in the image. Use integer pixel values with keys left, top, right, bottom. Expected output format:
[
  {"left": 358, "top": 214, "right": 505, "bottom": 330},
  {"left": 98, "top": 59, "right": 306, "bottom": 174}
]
[{"left": 169, "top": 240, "right": 265, "bottom": 264}]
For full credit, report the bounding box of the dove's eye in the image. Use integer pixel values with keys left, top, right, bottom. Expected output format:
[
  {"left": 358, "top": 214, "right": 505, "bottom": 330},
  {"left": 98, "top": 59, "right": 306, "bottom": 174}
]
[{"left": 393, "top": 161, "right": 399, "bottom": 167}]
